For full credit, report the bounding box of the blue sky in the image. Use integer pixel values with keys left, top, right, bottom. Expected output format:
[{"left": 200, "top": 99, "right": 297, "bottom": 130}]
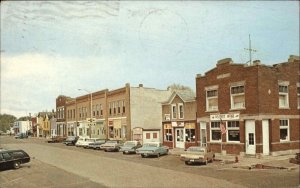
[{"left": 1, "top": 1, "right": 299, "bottom": 118}]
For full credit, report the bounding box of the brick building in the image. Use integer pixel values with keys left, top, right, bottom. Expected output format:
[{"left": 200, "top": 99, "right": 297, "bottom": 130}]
[{"left": 196, "top": 55, "right": 299, "bottom": 156}]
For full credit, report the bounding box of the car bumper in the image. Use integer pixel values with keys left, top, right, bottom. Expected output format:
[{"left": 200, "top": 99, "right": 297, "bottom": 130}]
[{"left": 180, "top": 157, "right": 204, "bottom": 163}]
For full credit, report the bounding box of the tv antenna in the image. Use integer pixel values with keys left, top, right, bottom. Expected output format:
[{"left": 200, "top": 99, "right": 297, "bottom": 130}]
[{"left": 244, "top": 34, "right": 257, "bottom": 65}]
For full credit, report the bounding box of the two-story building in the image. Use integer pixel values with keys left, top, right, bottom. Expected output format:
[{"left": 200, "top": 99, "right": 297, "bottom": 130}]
[
  {"left": 162, "top": 90, "right": 197, "bottom": 149},
  {"left": 196, "top": 55, "right": 300, "bottom": 156}
]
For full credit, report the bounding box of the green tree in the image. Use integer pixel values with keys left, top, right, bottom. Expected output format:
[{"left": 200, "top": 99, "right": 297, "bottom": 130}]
[
  {"left": 167, "top": 83, "right": 194, "bottom": 93},
  {"left": 0, "top": 114, "right": 17, "bottom": 132}
]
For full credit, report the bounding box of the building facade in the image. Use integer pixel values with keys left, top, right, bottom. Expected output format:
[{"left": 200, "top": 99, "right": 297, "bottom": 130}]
[
  {"left": 196, "top": 55, "right": 300, "bottom": 156},
  {"left": 162, "top": 90, "right": 197, "bottom": 149}
]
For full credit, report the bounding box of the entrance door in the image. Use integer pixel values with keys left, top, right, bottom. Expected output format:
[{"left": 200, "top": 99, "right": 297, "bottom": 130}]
[
  {"left": 200, "top": 122, "right": 207, "bottom": 147},
  {"left": 175, "top": 128, "right": 185, "bottom": 148},
  {"left": 262, "top": 120, "right": 270, "bottom": 155},
  {"left": 245, "top": 120, "right": 256, "bottom": 155}
]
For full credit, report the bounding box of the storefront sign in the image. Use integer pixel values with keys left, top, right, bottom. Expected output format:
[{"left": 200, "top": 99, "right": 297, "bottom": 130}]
[
  {"left": 185, "top": 123, "right": 195, "bottom": 129},
  {"left": 171, "top": 122, "right": 184, "bottom": 127},
  {"left": 164, "top": 124, "right": 172, "bottom": 129},
  {"left": 210, "top": 113, "right": 239, "bottom": 121}
]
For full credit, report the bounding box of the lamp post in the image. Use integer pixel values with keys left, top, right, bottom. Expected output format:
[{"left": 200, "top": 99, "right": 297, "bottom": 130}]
[{"left": 78, "top": 89, "right": 93, "bottom": 138}]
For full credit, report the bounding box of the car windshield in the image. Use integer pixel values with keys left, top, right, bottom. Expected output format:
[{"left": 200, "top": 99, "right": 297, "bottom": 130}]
[
  {"left": 124, "top": 141, "right": 136, "bottom": 146},
  {"left": 143, "top": 143, "right": 158, "bottom": 147},
  {"left": 106, "top": 141, "right": 117, "bottom": 144},
  {"left": 188, "top": 147, "right": 205, "bottom": 153}
]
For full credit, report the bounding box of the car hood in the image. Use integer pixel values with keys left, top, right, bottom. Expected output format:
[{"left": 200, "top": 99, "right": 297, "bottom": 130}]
[
  {"left": 137, "top": 146, "right": 157, "bottom": 151},
  {"left": 120, "top": 146, "right": 135, "bottom": 150},
  {"left": 102, "top": 143, "right": 117, "bottom": 147}
]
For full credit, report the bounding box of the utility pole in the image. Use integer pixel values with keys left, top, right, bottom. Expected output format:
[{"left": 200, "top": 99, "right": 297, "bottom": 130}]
[{"left": 244, "top": 34, "right": 257, "bottom": 65}]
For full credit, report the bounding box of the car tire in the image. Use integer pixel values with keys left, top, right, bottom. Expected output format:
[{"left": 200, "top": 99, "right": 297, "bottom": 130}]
[
  {"left": 13, "top": 161, "right": 21, "bottom": 169},
  {"left": 123, "top": 151, "right": 126, "bottom": 154},
  {"left": 141, "top": 154, "right": 145, "bottom": 158},
  {"left": 104, "top": 150, "right": 107, "bottom": 152},
  {"left": 185, "top": 161, "right": 190, "bottom": 165},
  {"left": 205, "top": 158, "right": 208, "bottom": 165},
  {"left": 157, "top": 153, "right": 160, "bottom": 158}
]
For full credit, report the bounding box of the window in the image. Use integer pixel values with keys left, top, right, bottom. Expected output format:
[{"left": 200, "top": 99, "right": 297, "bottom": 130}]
[
  {"left": 93, "top": 105, "right": 96, "bottom": 117},
  {"left": 231, "top": 85, "right": 245, "bottom": 109},
  {"left": 164, "top": 124, "right": 173, "bottom": 141},
  {"left": 146, "top": 133, "right": 150, "bottom": 139},
  {"left": 122, "top": 100, "right": 126, "bottom": 113},
  {"left": 100, "top": 104, "right": 103, "bottom": 116},
  {"left": 206, "top": 90, "right": 218, "bottom": 111},
  {"left": 79, "top": 108, "right": 82, "bottom": 118},
  {"left": 96, "top": 105, "right": 99, "bottom": 116},
  {"left": 113, "top": 102, "right": 116, "bottom": 114},
  {"left": 297, "top": 86, "right": 300, "bottom": 109},
  {"left": 171, "top": 104, "right": 177, "bottom": 119},
  {"left": 280, "top": 119, "right": 289, "bottom": 141},
  {"left": 153, "top": 133, "right": 157, "bottom": 139},
  {"left": 227, "top": 121, "right": 240, "bottom": 142},
  {"left": 210, "top": 122, "right": 221, "bottom": 142},
  {"left": 178, "top": 104, "right": 184, "bottom": 119},
  {"left": 279, "top": 85, "right": 289, "bottom": 108},
  {"left": 109, "top": 103, "right": 112, "bottom": 115},
  {"left": 117, "top": 101, "right": 121, "bottom": 114},
  {"left": 185, "top": 128, "right": 195, "bottom": 142}
]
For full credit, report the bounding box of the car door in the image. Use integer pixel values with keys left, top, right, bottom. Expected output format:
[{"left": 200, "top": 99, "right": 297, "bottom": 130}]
[{"left": 2, "top": 152, "right": 13, "bottom": 168}]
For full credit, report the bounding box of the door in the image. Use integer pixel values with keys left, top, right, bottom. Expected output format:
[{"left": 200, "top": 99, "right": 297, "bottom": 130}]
[
  {"left": 245, "top": 120, "right": 256, "bottom": 155},
  {"left": 200, "top": 122, "right": 207, "bottom": 147},
  {"left": 175, "top": 128, "right": 185, "bottom": 148},
  {"left": 262, "top": 120, "right": 270, "bottom": 155}
]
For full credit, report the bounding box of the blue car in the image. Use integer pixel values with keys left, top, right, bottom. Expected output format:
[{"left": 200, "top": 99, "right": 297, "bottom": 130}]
[{"left": 136, "top": 142, "right": 169, "bottom": 158}]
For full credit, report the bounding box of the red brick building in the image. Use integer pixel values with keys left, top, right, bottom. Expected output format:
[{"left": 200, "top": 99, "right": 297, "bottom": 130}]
[{"left": 196, "top": 55, "right": 299, "bottom": 156}]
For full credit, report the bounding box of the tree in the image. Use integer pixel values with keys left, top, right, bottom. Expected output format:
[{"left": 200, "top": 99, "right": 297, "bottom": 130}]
[
  {"left": 167, "top": 83, "right": 194, "bottom": 93},
  {"left": 0, "top": 114, "right": 17, "bottom": 132}
]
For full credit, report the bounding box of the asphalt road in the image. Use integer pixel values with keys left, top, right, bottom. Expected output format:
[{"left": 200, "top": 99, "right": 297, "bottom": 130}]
[{"left": 0, "top": 136, "right": 299, "bottom": 188}]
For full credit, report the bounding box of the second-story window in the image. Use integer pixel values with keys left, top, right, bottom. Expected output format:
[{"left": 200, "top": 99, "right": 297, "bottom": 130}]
[
  {"left": 113, "top": 102, "right": 116, "bottom": 114},
  {"left": 231, "top": 85, "right": 245, "bottom": 109},
  {"left": 79, "top": 108, "right": 82, "bottom": 118},
  {"left": 178, "top": 103, "right": 184, "bottom": 119},
  {"left": 93, "top": 105, "right": 96, "bottom": 117},
  {"left": 122, "top": 100, "right": 125, "bottom": 113},
  {"left": 100, "top": 104, "right": 103, "bottom": 116},
  {"left": 117, "top": 101, "right": 121, "bottom": 114},
  {"left": 109, "top": 103, "right": 112, "bottom": 115},
  {"left": 279, "top": 85, "right": 289, "bottom": 108},
  {"left": 206, "top": 90, "right": 218, "bottom": 111},
  {"left": 171, "top": 104, "right": 177, "bottom": 119}
]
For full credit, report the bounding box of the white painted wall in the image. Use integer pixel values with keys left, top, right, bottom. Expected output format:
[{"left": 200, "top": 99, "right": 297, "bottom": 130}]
[{"left": 130, "top": 86, "right": 171, "bottom": 141}]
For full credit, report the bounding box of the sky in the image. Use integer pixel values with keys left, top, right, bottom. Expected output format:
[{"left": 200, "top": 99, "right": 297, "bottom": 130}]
[{"left": 1, "top": 1, "right": 299, "bottom": 118}]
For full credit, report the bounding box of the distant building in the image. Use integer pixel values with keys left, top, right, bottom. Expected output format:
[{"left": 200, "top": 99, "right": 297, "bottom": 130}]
[
  {"left": 196, "top": 55, "right": 300, "bottom": 156},
  {"left": 13, "top": 121, "right": 31, "bottom": 135}
]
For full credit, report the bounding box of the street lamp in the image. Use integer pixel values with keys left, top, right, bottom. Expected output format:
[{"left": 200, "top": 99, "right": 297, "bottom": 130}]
[{"left": 78, "top": 88, "right": 93, "bottom": 138}]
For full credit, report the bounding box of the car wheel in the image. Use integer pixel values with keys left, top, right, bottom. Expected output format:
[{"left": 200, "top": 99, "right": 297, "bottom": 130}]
[
  {"left": 185, "top": 161, "right": 190, "bottom": 165},
  {"left": 141, "top": 154, "right": 145, "bottom": 158},
  {"left": 13, "top": 161, "right": 21, "bottom": 169},
  {"left": 104, "top": 150, "right": 107, "bottom": 152},
  {"left": 123, "top": 151, "right": 126, "bottom": 154}
]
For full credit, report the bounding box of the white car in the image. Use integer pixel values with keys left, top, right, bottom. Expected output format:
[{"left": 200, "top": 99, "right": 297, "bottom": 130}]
[{"left": 75, "top": 137, "right": 89, "bottom": 147}]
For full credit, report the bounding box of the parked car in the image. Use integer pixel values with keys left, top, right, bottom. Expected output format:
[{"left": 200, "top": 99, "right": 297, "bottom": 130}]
[
  {"left": 119, "top": 141, "right": 142, "bottom": 154},
  {"left": 0, "top": 149, "right": 30, "bottom": 170},
  {"left": 47, "top": 136, "right": 67, "bottom": 143},
  {"left": 75, "top": 137, "right": 89, "bottom": 147},
  {"left": 136, "top": 142, "right": 169, "bottom": 158},
  {"left": 100, "top": 140, "right": 124, "bottom": 152},
  {"left": 180, "top": 146, "right": 215, "bottom": 165},
  {"left": 83, "top": 138, "right": 106, "bottom": 149},
  {"left": 88, "top": 139, "right": 107, "bottom": 150},
  {"left": 14, "top": 133, "right": 28, "bottom": 139},
  {"left": 63, "top": 136, "right": 79, "bottom": 146}
]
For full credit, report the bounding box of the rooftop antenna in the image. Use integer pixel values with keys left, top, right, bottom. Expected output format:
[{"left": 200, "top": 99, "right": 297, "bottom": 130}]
[{"left": 244, "top": 34, "right": 257, "bottom": 65}]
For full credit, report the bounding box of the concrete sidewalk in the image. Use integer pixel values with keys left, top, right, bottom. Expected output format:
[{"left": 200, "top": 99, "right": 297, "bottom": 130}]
[{"left": 169, "top": 148, "right": 299, "bottom": 170}]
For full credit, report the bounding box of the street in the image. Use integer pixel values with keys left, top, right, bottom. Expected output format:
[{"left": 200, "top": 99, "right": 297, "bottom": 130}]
[{"left": 0, "top": 136, "right": 299, "bottom": 188}]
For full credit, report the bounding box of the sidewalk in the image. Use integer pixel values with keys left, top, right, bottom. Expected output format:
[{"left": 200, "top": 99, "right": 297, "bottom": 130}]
[{"left": 169, "top": 148, "right": 299, "bottom": 170}]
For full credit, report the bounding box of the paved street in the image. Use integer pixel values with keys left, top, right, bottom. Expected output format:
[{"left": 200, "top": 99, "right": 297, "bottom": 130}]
[{"left": 0, "top": 136, "right": 299, "bottom": 188}]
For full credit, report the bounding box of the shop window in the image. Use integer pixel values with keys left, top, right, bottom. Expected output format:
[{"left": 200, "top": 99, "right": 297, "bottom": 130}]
[
  {"left": 206, "top": 90, "right": 218, "bottom": 111},
  {"left": 172, "top": 104, "right": 177, "bottom": 119},
  {"left": 164, "top": 125, "right": 173, "bottom": 141},
  {"left": 153, "top": 133, "right": 157, "bottom": 139},
  {"left": 227, "top": 121, "right": 240, "bottom": 142},
  {"left": 280, "top": 119, "right": 289, "bottom": 141},
  {"left": 146, "top": 133, "right": 150, "bottom": 139},
  {"left": 279, "top": 85, "right": 289, "bottom": 108},
  {"left": 185, "top": 128, "right": 195, "bottom": 142},
  {"left": 210, "top": 122, "right": 221, "bottom": 142},
  {"left": 231, "top": 85, "right": 245, "bottom": 109}
]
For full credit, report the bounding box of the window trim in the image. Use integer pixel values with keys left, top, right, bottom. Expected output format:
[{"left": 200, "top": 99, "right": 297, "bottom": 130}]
[
  {"left": 206, "top": 89, "right": 218, "bottom": 112},
  {"left": 230, "top": 85, "right": 245, "bottom": 110},
  {"left": 279, "top": 119, "right": 290, "bottom": 142},
  {"left": 226, "top": 121, "right": 240, "bottom": 143},
  {"left": 171, "top": 104, "right": 177, "bottom": 119},
  {"left": 278, "top": 81, "right": 289, "bottom": 109},
  {"left": 178, "top": 103, "right": 184, "bottom": 119},
  {"left": 210, "top": 121, "right": 221, "bottom": 143}
]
